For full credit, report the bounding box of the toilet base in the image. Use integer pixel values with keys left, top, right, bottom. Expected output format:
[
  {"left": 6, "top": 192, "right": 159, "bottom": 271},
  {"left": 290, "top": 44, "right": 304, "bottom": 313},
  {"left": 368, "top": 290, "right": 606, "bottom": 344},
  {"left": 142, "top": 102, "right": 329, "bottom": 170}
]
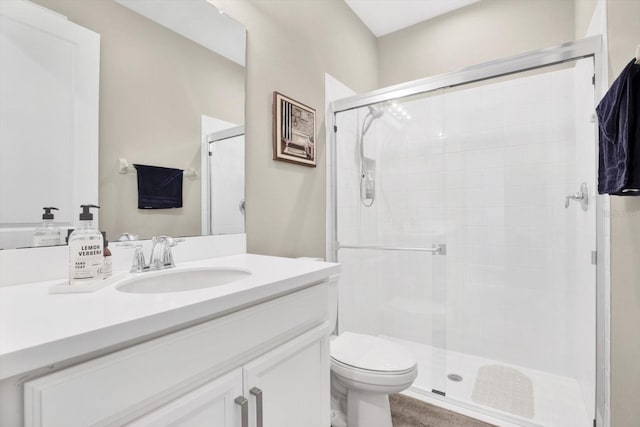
[
  {"left": 331, "top": 373, "right": 394, "bottom": 427},
  {"left": 346, "top": 389, "right": 393, "bottom": 427}
]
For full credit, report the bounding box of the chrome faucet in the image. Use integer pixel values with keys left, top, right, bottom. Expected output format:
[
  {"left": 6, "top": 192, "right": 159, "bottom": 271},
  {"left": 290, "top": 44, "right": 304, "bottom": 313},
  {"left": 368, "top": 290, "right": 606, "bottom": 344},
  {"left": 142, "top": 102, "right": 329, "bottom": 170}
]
[
  {"left": 129, "top": 235, "right": 183, "bottom": 273},
  {"left": 149, "top": 236, "right": 179, "bottom": 270}
]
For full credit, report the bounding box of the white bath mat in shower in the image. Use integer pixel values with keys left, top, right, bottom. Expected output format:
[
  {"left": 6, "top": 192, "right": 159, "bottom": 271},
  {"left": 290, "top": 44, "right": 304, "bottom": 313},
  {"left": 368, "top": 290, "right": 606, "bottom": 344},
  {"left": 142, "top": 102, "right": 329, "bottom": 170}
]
[{"left": 471, "top": 364, "right": 535, "bottom": 419}]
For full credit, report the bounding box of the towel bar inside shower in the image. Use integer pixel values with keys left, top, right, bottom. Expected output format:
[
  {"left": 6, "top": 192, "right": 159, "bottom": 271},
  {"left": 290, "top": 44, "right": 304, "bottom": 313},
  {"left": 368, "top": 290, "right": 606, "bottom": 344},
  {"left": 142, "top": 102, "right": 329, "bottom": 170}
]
[{"left": 337, "top": 244, "right": 446, "bottom": 255}]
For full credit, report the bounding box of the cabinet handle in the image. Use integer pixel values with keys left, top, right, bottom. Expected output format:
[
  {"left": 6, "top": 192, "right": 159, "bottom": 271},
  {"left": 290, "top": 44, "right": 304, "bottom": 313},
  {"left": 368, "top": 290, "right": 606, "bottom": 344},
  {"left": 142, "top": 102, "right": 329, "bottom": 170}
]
[
  {"left": 250, "top": 387, "right": 263, "bottom": 427},
  {"left": 234, "top": 396, "right": 248, "bottom": 427}
]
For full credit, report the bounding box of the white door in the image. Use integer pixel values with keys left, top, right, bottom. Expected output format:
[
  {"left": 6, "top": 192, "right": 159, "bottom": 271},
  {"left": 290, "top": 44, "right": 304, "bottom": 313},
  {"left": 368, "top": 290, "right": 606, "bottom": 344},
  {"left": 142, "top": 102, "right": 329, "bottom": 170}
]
[
  {"left": 243, "top": 324, "right": 330, "bottom": 427},
  {"left": 127, "top": 368, "right": 243, "bottom": 427}
]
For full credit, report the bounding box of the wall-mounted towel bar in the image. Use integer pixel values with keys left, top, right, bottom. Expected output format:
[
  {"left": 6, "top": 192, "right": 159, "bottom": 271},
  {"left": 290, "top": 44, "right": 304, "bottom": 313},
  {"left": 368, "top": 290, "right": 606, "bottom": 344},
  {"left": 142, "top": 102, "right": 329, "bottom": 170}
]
[{"left": 118, "top": 158, "right": 198, "bottom": 180}]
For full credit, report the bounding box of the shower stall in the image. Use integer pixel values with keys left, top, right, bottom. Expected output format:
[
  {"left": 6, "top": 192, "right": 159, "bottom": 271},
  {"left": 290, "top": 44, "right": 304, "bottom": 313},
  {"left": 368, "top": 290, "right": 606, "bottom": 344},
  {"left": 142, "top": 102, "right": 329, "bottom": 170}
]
[{"left": 329, "top": 37, "right": 607, "bottom": 427}]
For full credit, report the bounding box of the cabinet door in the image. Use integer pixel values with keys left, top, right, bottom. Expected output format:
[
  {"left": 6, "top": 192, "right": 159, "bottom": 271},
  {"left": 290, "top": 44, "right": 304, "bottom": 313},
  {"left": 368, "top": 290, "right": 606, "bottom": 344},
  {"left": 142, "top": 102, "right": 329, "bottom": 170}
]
[
  {"left": 127, "top": 368, "right": 243, "bottom": 427},
  {"left": 243, "top": 323, "right": 330, "bottom": 427}
]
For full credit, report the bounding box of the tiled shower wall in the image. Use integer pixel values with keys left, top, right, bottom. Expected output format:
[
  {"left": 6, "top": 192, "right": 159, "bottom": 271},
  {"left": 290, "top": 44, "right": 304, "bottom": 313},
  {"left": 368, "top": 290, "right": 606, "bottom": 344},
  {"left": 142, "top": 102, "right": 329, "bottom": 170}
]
[{"left": 336, "top": 65, "right": 596, "bottom": 390}]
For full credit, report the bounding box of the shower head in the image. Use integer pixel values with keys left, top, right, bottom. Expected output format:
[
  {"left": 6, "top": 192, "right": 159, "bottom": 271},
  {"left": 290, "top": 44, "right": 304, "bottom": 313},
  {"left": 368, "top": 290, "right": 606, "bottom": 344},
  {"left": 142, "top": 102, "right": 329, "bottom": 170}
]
[
  {"left": 362, "top": 105, "right": 384, "bottom": 137},
  {"left": 359, "top": 105, "right": 384, "bottom": 208},
  {"left": 368, "top": 105, "right": 384, "bottom": 119}
]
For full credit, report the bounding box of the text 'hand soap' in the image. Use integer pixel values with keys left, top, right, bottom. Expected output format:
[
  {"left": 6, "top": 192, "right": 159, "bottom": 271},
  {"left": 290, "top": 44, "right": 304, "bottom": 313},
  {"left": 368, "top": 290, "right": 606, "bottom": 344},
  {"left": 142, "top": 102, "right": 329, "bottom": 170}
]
[{"left": 68, "top": 204, "right": 103, "bottom": 285}]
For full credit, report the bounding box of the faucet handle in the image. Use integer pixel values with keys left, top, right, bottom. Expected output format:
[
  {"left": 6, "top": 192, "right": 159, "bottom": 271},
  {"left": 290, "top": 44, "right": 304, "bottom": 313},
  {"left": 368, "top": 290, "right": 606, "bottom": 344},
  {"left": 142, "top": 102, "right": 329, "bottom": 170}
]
[
  {"left": 160, "top": 236, "right": 183, "bottom": 268},
  {"left": 163, "top": 246, "right": 175, "bottom": 269},
  {"left": 130, "top": 245, "right": 146, "bottom": 273}
]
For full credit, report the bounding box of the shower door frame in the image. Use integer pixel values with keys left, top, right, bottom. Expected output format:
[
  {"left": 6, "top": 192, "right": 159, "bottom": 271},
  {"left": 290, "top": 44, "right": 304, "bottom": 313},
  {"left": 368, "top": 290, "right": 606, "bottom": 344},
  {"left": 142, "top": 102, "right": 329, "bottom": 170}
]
[
  {"left": 201, "top": 125, "right": 245, "bottom": 236},
  {"left": 328, "top": 35, "right": 609, "bottom": 426}
]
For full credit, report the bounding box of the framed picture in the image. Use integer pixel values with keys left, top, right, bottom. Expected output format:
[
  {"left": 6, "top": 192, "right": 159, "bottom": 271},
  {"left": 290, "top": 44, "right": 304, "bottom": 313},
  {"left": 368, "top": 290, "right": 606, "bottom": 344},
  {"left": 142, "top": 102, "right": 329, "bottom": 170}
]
[{"left": 273, "top": 92, "right": 316, "bottom": 167}]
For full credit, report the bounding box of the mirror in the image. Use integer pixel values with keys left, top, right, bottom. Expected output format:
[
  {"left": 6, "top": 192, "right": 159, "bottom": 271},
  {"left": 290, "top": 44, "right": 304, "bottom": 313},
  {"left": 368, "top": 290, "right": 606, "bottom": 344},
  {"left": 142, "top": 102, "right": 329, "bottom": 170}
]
[{"left": 0, "top": 0, "right": 245, "bottom": 249}]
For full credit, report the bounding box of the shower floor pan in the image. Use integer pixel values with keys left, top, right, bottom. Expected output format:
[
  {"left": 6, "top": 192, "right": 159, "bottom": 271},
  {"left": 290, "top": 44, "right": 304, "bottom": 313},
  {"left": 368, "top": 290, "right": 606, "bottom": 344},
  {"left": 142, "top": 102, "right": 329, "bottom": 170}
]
[{"left": 381, "top": 335, "right": 591, "bottom": 427}]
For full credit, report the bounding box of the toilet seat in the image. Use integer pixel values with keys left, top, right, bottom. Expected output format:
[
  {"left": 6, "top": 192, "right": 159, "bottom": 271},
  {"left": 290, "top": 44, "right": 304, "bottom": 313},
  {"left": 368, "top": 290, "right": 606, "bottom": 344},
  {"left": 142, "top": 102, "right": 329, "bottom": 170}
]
[
  {"left": 331, "top": 357, "right": 418, "bottom": 389},
  {"left": 330, "top": 332, "right": 417, "bottom": 388},
  {"left": 331, "top": 332, "right": 417, "bottom": 372}
]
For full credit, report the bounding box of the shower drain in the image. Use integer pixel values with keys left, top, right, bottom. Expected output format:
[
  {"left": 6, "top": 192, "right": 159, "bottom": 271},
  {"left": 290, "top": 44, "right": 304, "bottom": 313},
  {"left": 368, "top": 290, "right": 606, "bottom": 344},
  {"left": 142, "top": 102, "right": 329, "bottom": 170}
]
[{"left": 447, "top": 373, "right": 463, "bottom": 382}]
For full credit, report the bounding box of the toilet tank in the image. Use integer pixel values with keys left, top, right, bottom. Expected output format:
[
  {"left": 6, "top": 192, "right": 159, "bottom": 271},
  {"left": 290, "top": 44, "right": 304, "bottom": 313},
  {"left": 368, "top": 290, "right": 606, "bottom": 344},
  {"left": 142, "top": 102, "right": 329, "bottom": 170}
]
[
  {"left": 327, "top": 275, "right": 339, "bottom": 332},
  {"left": 297, "top": 257, "right": 339, "bottom": 333}
]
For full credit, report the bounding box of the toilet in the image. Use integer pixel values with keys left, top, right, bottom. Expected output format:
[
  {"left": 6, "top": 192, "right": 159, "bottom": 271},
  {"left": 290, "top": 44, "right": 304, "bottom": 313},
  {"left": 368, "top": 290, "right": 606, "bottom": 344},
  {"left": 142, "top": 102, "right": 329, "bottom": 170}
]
[
  {"left": 330, "top": 332, "right": 418, "bottom": 427},
  {"left": 297, "top": 257, "right": 418, "bottom": 427}
]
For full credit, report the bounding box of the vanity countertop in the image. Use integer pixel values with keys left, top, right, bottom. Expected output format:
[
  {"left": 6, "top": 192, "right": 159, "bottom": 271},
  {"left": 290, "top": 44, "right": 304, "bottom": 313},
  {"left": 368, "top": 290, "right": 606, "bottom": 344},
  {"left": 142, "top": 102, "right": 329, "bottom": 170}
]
[{"left": 0, "top": 254, "right": 340, "bottom": 381}]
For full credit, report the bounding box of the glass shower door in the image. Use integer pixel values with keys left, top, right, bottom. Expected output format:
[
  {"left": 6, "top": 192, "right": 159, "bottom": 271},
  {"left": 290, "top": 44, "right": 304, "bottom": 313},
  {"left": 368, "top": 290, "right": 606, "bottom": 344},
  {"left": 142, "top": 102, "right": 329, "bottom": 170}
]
[
  {"left": 437, "top": 59, "right": 597, "bottom": 427},
  {"left": 334, "top": 101, "right": 449, "bottom": 398}
]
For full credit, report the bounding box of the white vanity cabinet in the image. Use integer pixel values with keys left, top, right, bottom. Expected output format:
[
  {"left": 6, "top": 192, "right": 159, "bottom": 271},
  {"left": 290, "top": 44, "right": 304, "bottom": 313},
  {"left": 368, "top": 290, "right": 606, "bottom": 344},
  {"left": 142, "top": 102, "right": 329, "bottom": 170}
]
[
  {"left": 130, "top": 326, "right": 329, "bottom": 427},
  {"left": 22, "top": 282, "right": 332, "bottom": 427},
  {"left": 129, "top": 368, "right": 244, "bottom": 427}
]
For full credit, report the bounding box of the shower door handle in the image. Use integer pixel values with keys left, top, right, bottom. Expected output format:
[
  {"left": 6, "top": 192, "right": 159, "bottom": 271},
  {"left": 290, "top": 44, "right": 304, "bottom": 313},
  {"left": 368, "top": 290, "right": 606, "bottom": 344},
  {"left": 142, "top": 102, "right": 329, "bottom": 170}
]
[
  {"left": 338, "top": 244, "right": 446, "bottom": 255},
  {"left": 432, "top": 243, "right": 447, "bottom": 256}
]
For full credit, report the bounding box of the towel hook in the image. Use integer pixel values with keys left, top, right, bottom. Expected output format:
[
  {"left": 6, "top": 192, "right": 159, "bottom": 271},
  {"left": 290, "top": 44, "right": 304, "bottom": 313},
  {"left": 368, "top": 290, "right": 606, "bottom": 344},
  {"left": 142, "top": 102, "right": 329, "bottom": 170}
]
[
  {"left": 183, "top": 168, "right": 198, "bottom": 179},
  {"left": 118, "top": 158, "right": 136, "bottom": 174}
]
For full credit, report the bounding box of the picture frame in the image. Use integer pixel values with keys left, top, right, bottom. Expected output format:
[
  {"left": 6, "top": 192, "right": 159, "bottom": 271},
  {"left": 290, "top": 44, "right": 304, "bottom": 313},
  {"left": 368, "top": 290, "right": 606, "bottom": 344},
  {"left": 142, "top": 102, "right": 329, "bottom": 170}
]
[{"left": 273, "top": 91, "right": 316, "bottom": 167}]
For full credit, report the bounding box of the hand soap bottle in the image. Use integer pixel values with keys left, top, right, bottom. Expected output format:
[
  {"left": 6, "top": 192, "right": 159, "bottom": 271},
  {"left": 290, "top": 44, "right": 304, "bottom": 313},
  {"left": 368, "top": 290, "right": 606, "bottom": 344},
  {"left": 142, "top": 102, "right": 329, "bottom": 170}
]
[
  {"left": 33, "top": 207, "right": 62, "bottom": 247},
  {"left": 68, "top": 204, "right": 103, "bottom": 285}
]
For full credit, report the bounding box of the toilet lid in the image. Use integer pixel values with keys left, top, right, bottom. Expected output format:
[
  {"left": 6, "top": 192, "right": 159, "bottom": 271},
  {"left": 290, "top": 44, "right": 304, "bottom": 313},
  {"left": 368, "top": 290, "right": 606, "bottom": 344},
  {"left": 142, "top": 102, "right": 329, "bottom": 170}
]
[{"left": 330, "top": 332, "right": 416, "bottom": 373}]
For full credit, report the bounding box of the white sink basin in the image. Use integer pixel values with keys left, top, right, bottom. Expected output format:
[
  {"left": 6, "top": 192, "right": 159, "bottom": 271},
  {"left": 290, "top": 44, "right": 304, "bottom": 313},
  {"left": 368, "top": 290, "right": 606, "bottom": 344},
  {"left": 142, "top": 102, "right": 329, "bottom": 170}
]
[{"left": 116, "top": 267, "right": 251, "bottom": 294}]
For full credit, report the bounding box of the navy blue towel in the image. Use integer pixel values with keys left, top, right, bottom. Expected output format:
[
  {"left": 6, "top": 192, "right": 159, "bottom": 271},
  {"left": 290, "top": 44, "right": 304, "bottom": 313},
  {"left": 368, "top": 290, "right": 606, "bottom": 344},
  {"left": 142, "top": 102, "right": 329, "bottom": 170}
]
[
  {"left": 596, "top": 58, "right": 640, "bottom": 195},
  {"left": 134, "top": 164, "right": 183, "bottom": 209}
]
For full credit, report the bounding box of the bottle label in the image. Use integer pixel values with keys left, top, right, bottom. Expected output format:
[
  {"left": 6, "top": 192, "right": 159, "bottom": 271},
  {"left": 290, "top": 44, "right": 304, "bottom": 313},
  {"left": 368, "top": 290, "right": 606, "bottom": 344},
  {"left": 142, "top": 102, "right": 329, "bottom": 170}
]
[
  {"left": 33, "top": 236, "right": 62, "bottom": 247},
  {"left": 69, "top": 241, "right": 103, "bottom": 284}
]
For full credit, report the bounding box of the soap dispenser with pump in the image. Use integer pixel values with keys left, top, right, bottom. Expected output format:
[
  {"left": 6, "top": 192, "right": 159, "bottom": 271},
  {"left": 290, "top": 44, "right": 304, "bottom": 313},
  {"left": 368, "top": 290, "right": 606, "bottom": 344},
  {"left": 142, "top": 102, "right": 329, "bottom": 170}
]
[
  {"left": 68, "top": 204, "right": 103, "bottom": 285},
  {"left": 33, "top": 207, "right": 63, "bottom": 247}
]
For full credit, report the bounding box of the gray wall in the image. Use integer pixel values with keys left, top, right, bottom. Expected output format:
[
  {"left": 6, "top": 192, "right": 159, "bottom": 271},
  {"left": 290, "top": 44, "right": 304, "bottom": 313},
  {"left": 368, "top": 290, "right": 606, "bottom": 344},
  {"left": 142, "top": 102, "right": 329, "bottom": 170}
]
[
  {"left": 220, "top": 0, "right": 378, "bottom": 258},
  {"left": 377, "top": 0, "right": 575, "bottom": 87},
  {"left": 33, "top": 0, "right": 245, "bottom": 241},
  {"left": 606, "top": 2, "right": 640, "bottom": 425},
  {"left": 574, "top": 0, "right": 598, "bottom": 38}
]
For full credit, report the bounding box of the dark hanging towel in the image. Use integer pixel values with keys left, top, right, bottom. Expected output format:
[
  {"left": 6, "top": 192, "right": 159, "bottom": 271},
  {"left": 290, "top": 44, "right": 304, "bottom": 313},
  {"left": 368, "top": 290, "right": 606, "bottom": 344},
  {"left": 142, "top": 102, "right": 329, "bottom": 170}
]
[
  {"left": 596, "top": 58, "right": 640, "bottom": 195},
  {"left": 133, "top": 164, "right": 183, "bottom": 209}
]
